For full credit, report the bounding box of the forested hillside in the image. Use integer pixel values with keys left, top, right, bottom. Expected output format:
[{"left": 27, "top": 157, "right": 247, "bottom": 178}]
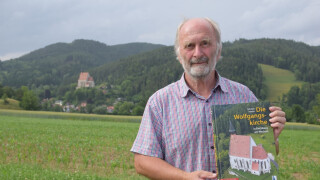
[
  {"left": 0, "top": 39, "right": 164, "bottom": 88},
  {"left": 0, "top": 38, "right": 319, "bottom": 122},
  {"left": 85, "top": 46, "right": 265, "bottom": 104},
  {"left": 222, "top": 38, "right": 320, "bottom": 82}
]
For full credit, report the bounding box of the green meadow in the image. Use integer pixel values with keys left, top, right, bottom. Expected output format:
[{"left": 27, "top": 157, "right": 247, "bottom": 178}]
[
  {"left": 259, "top": 64, "right": 304, "bottom": 102},
  {"left": 0, "top": 110, "right": 319, "bottom": 179},
  {"left": 0, "top": 110, "right": 146, "bottom": 180}
]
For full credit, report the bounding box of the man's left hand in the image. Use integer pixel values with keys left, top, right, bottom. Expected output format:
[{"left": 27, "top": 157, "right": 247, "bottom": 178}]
[{"left": 269, "top": 106, "right": 286, "bottom": 140}]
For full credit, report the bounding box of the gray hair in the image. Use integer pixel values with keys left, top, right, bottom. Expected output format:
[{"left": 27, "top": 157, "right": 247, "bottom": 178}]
[{"left": 174, "top": 17, "right": 222, "bottom": 59}]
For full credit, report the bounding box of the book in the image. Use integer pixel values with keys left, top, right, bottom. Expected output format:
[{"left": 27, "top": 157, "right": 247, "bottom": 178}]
[{"left": 212, "top": 102, "right": 279, "bottom": 180}]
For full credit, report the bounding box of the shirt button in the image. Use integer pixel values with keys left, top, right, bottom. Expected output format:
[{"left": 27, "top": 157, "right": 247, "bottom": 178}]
[
  {"left": 208, "top": 123, "right": 212, "bottom": 126},
  {"left": 211, "top": 146, "right": 214, "bottom": 149}
]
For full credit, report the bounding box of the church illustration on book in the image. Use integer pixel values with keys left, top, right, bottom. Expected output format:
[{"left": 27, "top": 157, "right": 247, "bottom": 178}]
[{"left": 228, "top": 121, "right": 271, "bottom": 176}]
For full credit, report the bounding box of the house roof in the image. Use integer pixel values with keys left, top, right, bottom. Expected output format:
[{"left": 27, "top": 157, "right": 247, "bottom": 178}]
[
  {"left": 78, "top": 72, "right": 89, "bottom": 81},
  {"left": 229, "top": 134, "right": 251, "bottom": 158},
  {"left": 252, "top": 145, "right": 268, "bottom": 159},
  {"left": 107, "top": 106, "right": 114, "bottom": 110}
]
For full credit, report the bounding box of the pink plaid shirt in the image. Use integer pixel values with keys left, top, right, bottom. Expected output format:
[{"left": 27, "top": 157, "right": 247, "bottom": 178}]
[{"left": 131, "top": 73, "right": 258, "bottom": 173}]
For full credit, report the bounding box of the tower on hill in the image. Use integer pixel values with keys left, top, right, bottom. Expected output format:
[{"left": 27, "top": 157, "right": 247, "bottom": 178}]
[{"left": 77, "top": 72, "right": 95, "bottom": 89}]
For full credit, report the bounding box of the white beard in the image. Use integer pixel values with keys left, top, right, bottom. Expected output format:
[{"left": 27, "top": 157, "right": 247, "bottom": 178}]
[{"left": 181, "top": 56, "right": 216, "bottom": 79}]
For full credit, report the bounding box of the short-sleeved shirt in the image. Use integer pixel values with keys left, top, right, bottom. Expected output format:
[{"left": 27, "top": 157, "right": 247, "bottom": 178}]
[{"left": 131, "top": 72, "right": 258, "bottom": 173}]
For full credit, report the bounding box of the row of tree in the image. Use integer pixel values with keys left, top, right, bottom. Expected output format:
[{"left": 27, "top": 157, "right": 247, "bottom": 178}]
[
  {"left": 1, "top": 38, "right": 319, "bottom": 120},
  {"left": 0, "top": 40, "right": 164, "bottom": 88},
  {"left": 280, "top": 83, "right": 320, "bottom": 124},
  {"left": 0, "top": 85, "right": 39, "bottom": 110},
  {"left": 222, "top": 38, "right": 320, "bottom": 83}
]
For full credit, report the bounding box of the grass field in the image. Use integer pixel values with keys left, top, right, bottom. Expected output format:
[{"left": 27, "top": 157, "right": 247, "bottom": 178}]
[
  {"left": 0, "top": 110, "right": 319, "bottom": 179},
  {"left": 259, "top": 64, "right": 304, "bottom": 102},
  {"left": 0, "top": 110, "right": 146, "bottom": 180}
]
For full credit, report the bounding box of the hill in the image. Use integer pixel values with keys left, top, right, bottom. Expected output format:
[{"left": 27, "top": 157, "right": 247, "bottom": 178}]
[
  {"left": 0, "top": 39, "right": 165, "bottom": 88},
  {"left": 89, "top": 46, "right": 265, "bottom": 104},
  {"left": 222, "top": 38, "right": 320, "bottom": 83},
  {"left": 259, "top": 64, "right": 304, "bottom": 102},
  {"left": 0, "top": 38, "right": 319, "bottom": 113},
  {"left": 86, "top": 38, "right": 320, "bottom": 107},
  {"left": 0, "top": 98, "right": 22, "bottom": 110}
]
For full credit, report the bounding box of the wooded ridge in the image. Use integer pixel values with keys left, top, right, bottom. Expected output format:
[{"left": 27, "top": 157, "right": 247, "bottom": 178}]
[{"left": 0, "top": 38, "right": 319, "bottom": 123}]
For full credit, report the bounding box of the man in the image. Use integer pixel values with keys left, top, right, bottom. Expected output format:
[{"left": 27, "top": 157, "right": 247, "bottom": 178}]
[{"left": 131, "top": 17, "right": 286, "bottom": 180}]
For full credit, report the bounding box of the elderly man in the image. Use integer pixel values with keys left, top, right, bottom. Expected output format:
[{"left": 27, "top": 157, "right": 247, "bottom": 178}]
[{"left": 131, "top": 17, "right": 286, "bottom": 180}]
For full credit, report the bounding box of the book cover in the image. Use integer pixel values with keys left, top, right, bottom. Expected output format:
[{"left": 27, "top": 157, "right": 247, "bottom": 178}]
[{"left": 212, "top": 102, "right": 279, "bottom": 180}]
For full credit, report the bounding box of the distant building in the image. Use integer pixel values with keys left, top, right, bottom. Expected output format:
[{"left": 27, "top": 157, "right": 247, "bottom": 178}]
[
  {"left": 54, "top": 100, "right": 63, "bottom": 106},
  {"left": 80, "top": 102, "right": 87, "bottom": 107},
  {"left": 63, "top": 103, "right": 75, "bottom": 112},
  {"left": 77, "top": 72, "right": 95, "bottom": 89},
  {"left": 107, "top": 106, "right": 114, "bottom": 113}
]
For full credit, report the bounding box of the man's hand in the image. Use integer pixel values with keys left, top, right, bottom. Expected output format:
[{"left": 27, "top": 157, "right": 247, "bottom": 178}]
[
  {"left": 185, "top": 170, "right": 217, "bottom": 180},
  {"left": 134, "top": 153, "right": 217, "bottom": 180},
  {"left": 269, "top": 106, "right": 286, "bottom": 140}
]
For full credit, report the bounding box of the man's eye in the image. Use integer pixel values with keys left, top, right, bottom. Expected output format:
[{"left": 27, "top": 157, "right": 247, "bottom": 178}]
[
  {"left": 185, "top": 44, "right": 194, "bottom": 49},
  {"left": 202, "top": 41, "right": 210, "bottom": 46}
]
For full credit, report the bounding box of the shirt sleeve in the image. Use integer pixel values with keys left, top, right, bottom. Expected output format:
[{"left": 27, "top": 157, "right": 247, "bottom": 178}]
[
  {"left": 248, "top": 89, "right": 259, "bottom": 102},
  {"left": 130, "top": 95, "right": 164, "bottom": 159}
]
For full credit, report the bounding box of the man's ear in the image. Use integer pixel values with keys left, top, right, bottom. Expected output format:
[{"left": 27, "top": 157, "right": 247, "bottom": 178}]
[
  {"left": 177, "top": 56, "right": 183, "bottom": 64},
  {"left": 216, "top": 46, "right": 222, "bottom": 62},
  {"left": 176, "top": 51, "right": 183, "bottom": 65},
  {"left": 175, "top": 48, "right": 183, "bottom": 64}
]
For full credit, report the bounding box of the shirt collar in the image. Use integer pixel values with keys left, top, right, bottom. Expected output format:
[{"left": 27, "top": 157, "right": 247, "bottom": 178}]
[
  {"left": 216, "top": 72, "right": 228, "bottom": 93},
  {"left": 178, "top": 71, "right": 228, "bottom": 98},
  {"left": 179, "top": 73, "right": 190, "bottom": 97}
]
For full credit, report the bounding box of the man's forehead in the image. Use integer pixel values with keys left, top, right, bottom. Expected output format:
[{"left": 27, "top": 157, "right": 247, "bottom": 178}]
[
  {"left": 179, "top": 19, "right": 215, "bottom": 41},
  {"left": 179, "top": 28, "right": 215, "bottom": 44},
  {"left": 182, "top": 36, "right": 211, "bottom": 44},
  {"left": 180, "top": 19, "right": 213, "bottom": 33}
]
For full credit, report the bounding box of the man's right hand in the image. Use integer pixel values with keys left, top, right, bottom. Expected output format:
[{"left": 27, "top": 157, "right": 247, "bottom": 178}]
[
  {"left": 134, "top": 153, "right": 217, "bottom": 180},
  {"left": 186, "top": 170, "right": 217, "bottom": 180}
]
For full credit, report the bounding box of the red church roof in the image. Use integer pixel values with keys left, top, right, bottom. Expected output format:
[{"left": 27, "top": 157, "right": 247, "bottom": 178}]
[
  {"left": 79, "top": 72, "right": 89, "bottom": 81},
  {"left": 229, "top": 135, "right": 251, "bottom": 158},
  {"left": 252, "top": 145, "right": 268, "bottom": 159}
]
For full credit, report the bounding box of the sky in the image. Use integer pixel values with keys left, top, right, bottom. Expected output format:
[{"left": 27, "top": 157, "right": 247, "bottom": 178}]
[{"left": 1, "top": 0, "right": 320, "bottom": 61}]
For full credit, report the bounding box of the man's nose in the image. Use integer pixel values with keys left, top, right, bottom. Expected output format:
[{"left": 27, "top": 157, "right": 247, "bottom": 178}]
[{"left": 193, "top": 45, "right": 204, "bottom": 58}]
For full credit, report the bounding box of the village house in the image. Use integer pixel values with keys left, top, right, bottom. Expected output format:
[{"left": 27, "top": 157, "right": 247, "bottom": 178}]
[
  {"left": 76, "top": 72, "right": 95, "bottom": 89},
  {"left": 63, "top": 103, "right": 75, "bottom": 112},
  {"left": 107, "top": 106, "right": 114, "bottom": 113},
  {"left": 54, "top": 100, "right": 63, "bottom": 106}
]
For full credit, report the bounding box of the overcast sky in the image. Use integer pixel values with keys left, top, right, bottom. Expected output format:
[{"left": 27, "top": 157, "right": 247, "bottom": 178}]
[{"left": 1, "top": 0, "right": 319, "bottom": 61}]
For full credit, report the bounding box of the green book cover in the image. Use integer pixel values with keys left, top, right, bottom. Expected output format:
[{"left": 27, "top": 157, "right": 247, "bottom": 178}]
[{"left": 212, "top": 102, "right": 279, "bottom": 180}]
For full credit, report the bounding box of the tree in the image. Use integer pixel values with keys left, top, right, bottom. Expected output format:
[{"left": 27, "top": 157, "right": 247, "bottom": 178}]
[
  {"left": 312, "top": 94, "right": 320, "bottom": 123},
  {"left": 2, "top": 86, "right": 14, "bottom": 98},
  {"left": 2, "top": 93, "right": 9, "bottom": 104},
  {"left": 0, "top": 84, "right": 3, "bottom": 97},
  {"left": 132, "top": 105, "right": 144, "bottom": 115},
  {"left": 44, "top": 89, "right": 51, "bottom": 99},
  {"left": 114, "top": 101, "right": 134, "bottom": 115},
  {"left": 20, "top": 90, "right": 40, "bottom": 110},
  {"left": 286, "top": 86, "right": 301, "bottom": 106},
  {"left": 93, "top": 105, "right": 107, "bottom": 114},
  {"left": 291, "top": 104, "right": 306, "bottom": 123}
]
